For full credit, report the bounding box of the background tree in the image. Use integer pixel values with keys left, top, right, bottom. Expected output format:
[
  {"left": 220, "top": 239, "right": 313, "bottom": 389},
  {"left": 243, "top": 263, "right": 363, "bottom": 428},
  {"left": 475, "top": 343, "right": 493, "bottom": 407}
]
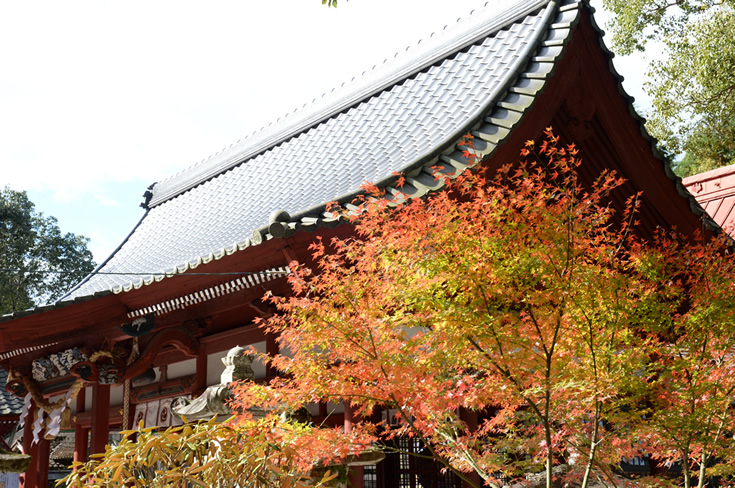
[
  {"left": 0, "top": 187, "right": 95, "bottom": 314},
  {"left": 601, "top": 0, "right": 735, "bottom": 176}
]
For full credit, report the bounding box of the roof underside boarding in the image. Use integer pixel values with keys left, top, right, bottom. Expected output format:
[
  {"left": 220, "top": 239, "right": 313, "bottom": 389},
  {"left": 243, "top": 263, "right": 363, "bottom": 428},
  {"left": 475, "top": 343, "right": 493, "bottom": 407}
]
[{"left": 64, "top": 0, "right": 581, "bottom": 300}]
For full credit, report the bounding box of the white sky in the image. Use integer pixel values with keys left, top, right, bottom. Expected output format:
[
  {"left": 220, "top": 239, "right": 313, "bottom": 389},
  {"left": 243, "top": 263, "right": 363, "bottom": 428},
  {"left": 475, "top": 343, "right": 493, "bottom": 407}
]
[{"left": 0, "top": 0, "right": 651, "bottom": 263}]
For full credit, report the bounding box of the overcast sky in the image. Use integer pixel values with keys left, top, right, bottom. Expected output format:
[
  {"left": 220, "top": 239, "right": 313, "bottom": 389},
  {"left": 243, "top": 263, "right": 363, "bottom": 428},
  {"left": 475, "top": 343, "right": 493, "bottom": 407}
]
[{"left": 0, "top": 0, "right": 650, "bottom": 263}]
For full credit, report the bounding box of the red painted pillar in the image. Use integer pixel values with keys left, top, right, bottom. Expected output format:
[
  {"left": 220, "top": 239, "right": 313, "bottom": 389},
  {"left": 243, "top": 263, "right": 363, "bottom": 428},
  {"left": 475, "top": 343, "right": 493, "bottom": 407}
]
[
  {"left": 90, "top": 383, "right": 110, "bottom": 455},
  {"left": 344, "top": 403, "right": 364, "bottom": 488},
  {"left": 195, "top": 350, "right": 208, "bottom": 394},
  {"left": 74, "top": 388, "right": 88, "bottom": 467},
  {"left": 19, "top": 401, "right": 37, "bottom": 488},
  {"left": 36, "top": 437, "right": 50, "bottom": 486}
]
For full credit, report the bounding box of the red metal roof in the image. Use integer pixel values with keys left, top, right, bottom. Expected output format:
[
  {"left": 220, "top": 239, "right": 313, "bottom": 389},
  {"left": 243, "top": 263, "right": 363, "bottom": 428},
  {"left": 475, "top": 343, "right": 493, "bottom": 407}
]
[{"left": 683, "top": 164, "right": 735, "bottom": 235}]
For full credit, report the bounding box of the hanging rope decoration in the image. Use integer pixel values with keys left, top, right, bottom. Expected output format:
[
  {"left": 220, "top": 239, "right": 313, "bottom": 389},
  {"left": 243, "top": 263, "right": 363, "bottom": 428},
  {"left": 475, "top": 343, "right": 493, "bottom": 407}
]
[
  {"left": 13, "top": 350, "right": 114, "bottom": 444},
  {"left": 19, "top": 351, "right": 112, "bottom": 413},
  {"left": 121, "top": 338, "right": 140, "bottom": 430}
]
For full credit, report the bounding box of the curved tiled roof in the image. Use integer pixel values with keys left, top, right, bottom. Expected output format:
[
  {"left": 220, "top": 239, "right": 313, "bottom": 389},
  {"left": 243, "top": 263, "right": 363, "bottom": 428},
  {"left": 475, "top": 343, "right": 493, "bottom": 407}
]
[{"left": 63, "top": 0, "right": 583, "bottom": 300}]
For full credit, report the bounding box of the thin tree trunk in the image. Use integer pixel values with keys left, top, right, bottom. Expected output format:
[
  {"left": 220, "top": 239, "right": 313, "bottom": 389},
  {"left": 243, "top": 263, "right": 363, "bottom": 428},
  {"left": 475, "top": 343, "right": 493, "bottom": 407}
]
[
  {"left": 682, "top": 451, "right": 691, "bottom": 488},
  {"left": 546, "top": 422, "right": 554, "bottom": 488},
  {"left": 545, "top": 360, "right": 554, "bottom": 488},
  {"left": 580, "top": 402, "right": 601, "bottom": 488},
  {"left": 697, "top": 452, "right": 707, "bottom": 488}
]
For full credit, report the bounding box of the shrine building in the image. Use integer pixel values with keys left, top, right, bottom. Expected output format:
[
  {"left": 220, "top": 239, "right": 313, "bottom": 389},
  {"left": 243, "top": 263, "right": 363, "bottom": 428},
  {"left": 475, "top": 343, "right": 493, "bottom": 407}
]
[{"left": 0, "top": 0, "right": 717, "bottom": 487}]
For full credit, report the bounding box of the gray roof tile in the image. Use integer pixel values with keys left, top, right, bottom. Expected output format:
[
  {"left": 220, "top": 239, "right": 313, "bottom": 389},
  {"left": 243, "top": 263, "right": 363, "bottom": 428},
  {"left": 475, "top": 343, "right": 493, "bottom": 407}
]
[{"left": 63, "top": 0, "right": 577, "bottom": 300}]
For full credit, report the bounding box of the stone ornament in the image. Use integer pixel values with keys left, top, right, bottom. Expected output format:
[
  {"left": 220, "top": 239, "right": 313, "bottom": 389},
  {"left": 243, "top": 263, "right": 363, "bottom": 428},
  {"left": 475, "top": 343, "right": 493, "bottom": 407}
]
[{"left": 171, "top": 345, "right": 256, "bottom": 422}]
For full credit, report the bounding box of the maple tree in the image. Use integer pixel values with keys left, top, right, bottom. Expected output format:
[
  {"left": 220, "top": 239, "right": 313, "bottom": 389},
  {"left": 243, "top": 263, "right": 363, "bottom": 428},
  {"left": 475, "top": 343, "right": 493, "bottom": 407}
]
[
  {"left": 628, "top": 231, "right": 735, "bottom": 488},
  {"left": 231, "top": 129, "right": 671, "bottom": 488}
]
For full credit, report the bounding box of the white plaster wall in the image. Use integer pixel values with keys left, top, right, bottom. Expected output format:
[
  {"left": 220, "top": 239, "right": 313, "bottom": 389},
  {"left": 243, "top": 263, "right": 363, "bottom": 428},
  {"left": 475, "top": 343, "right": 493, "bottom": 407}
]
[
  {"left": 327, "top": 401, "right": 344, "bottom": 415},
  {"left": 206, "top": 350, "right": 228, "bottom": 386},
  {"left": 303, "top": 401, "right": 344, "bottom": 422},
  {"left": 166, "top": 358, "right": 196, "bottom": 380},
  {"left": 110, "top": 384, "right": 123, "bottom": 407},
  {"left": 83, "top": 386, "right": 92, "bottom": 412},
  {"left": 79, "top": 384, "right": 123, "bottom": 411},
  {"left": 306, "top": 403, "right": 321, "bottom": 417},
  {"left": 206, "top": 341, "right": 267, "bottom": 386},
  {"left": 251, "top": 341, "right": 267, "bottom": 380}
]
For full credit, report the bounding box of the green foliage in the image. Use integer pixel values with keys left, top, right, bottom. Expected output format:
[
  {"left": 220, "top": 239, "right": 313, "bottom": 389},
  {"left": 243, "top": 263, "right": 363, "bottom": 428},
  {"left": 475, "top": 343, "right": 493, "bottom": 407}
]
[
  {"left": 601, "top": 0, "right": 733, "bottom": 56},
  {"left": 601, "top": 0, "right": 735, "bottom": 177},
  {"left": 0, "top": 187, "right": 95, "bottom": 313},
  {"left": 60, "top": 417, "right": 338, "bottom": 488}
]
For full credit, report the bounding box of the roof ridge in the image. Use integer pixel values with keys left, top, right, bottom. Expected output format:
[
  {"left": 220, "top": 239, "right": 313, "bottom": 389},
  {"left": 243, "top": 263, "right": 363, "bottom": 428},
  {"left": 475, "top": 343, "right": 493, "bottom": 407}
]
[
  {"left": 682, "top": 163, "right": 735, "bottom": 185},
  {"left": 147, "top": 0, "right": 550, "bottom": 208}
]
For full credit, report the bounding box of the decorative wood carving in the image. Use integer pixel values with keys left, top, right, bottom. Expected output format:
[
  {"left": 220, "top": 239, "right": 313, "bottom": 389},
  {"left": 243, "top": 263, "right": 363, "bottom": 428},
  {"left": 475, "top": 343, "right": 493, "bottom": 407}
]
[
  {"left": 116, "top": 327, "right": 200, "bottom": 381},
  {"left": 119, "top": 313, "right": 156, "bottom": 337},
  {"left": 68, "top": 327, "right": 199, "bottom": 384},
  {"left": 5, "top": 379, "right": 26, "bottom": 398},
  {"left": 30, "top": 348, "right": 88, "bottom": 383},
  {"left": 69, "top": 362, "right": 118, "bottom": 384},
  {"left": 70, "top": 361, "right": 99, "bottom": 383}
]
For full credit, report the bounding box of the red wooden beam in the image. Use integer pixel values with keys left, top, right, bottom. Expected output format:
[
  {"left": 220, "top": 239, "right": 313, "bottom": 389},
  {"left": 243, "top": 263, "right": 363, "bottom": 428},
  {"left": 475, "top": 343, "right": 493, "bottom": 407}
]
[
  {"left": 194, "top": 350, "right": 207, "bottom": 394},
  {"left": 117, "top": 327, "right": 199, "bottom": 381},
  {"left": 75, "top": 403, "right": 122, "bottom": 430}
]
